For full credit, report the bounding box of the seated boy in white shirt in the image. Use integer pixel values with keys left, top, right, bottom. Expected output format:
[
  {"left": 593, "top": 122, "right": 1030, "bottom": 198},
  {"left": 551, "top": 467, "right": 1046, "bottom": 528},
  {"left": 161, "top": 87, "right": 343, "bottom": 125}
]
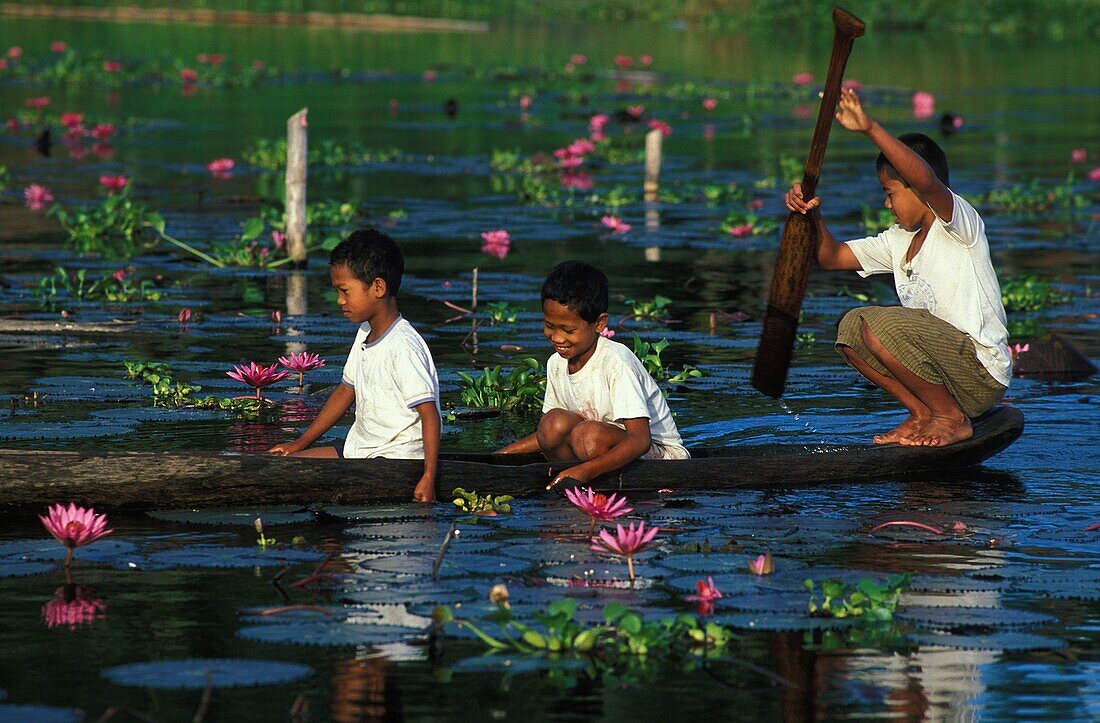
[
  {"left": 496, "top": 260, "right": 689, "bottom": 488},
  {"left": 268, "top": 229, "right": 440, "bottom": 503}
]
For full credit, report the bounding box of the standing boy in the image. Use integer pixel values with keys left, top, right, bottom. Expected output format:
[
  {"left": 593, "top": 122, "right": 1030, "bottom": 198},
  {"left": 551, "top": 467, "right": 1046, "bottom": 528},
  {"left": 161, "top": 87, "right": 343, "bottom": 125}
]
[
  {"left": 496, "top": 260, "right": 689, "bottom": 488},
  {"left": 268, "top": 228, "right": 440, "bottom": 503},
  {"left": 786, "top": 88, "right": 1010, "bottom": 447}
]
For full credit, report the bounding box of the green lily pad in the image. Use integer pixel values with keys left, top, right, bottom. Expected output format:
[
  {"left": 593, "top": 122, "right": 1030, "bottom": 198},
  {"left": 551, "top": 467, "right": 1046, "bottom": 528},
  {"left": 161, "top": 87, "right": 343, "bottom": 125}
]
[{"left": 101, "top": 658, "right": 314, "bottom": 688}]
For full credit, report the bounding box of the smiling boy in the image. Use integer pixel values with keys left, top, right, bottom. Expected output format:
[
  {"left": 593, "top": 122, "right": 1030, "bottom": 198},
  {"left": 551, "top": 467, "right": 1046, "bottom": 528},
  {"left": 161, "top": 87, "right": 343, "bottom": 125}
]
[
  {"left": 268, "top": 229, "right": 440, "bottom": 503},
  {"left": 496, "top": 260, "right": 689, "bottom": 487},
  {"left": 786, "top": 88, "right": 1010, "bottom": 448}
]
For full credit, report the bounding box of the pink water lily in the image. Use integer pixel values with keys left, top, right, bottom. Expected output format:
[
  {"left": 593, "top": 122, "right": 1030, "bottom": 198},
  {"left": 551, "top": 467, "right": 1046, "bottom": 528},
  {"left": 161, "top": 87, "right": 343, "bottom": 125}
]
[
  {"left": 207, "top": 157, "right": 235, "bottom": 178},
  {"left": 50, "top": 41, "right": 68, "bottom": 53},
  {"left": 614, "top": 55, "right": 633, "bottom": 69},
  {"left": 480, "top": 229, "right": 511, "bottom": 260},
  {"left": 23, "top": 184, "right": 53, "bottom": 211},
  {"left": 227, "top": 361, "right": 291, "bottom": 399},
  {"left": 589, "top": 113, "right": 610, "bottom": 133},
  {"left": 6, "top": 118, "right": 20, "bottom": 133},
  {"left": 91, "top": 123, "right": 116, "bottom": 140},
  {"left": 7, "top": 45, "right": 22, "bottom": 59},
  {"left": 111, "top": 269, "right": 126, "bottom": 283},
  {"left": 102, "top": 60, "right": 123, "bottom": 73},
  {"left": 686, "top": 576, "right": 722, "bottom": 614},
  {"left": 181, "top": 68, "right": 198, "bottom": 82},
  {"left": 278, "top": 351, "right": 326, "bottom": 388},
  {"left": 728, "top": 224, "right": 754, "bottom": 237},
  {"left": 60, "top": 112, "right": 84, "bottom": 128},
  {"left": 271, "top": 231, "right": 286, "bottom": 249},
  {"left": 702, "top": 98, "right": 717, "bottom": 112},
  {"left": 1011, "top": 342, "right": 1030, "bottom": 362},
  {"left": 43, "top": 585, "right": 107, "bottom": 630},
  {"left": 793, "top": 72, "right": 813, "bottom": 86},
  {"left": 1090, "top": 167, "right": 1100, "bottom": 181},
  {"left": 647, "top": 119, "right": 672, "bottom": 137},
  {"left": 25, "top": 96, "right": 50, "bottom": 109},
  {"left": 601, "top": 215, "right": 632, "bottom": 234},
  {"left": 561, "top": 171, "right": 593, "bottom": 190},
  {"left": 99, "top": 175, "right": 129, "bottom": 192},
  {"left": 913, "top": 91, "right": 936, "bottom": 119},
  {"left": 565, "top": 487, "right": 634, "bottom": 525},
  {"left": 39, "top": 503, "right": 113, "bottom": 566},
  {"left": 177, "top": 308, "right": 192, "bottom": 324},
  {"left": 590, "top": 521, "right": 660, "bottom": 581},
  {"left": 747, "top": 553, "right": 774, "bottom": 576},
  {"left": 1070, "top": 148, "right": 1086, "bottom": 164}
]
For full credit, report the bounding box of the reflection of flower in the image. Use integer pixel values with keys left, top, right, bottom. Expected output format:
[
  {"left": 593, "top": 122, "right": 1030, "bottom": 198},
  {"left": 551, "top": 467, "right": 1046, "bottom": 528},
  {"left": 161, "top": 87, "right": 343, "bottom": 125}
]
[
  {"left": 686, "top": 577, "right": 722, "bottom": 615},
  {"left": 227, "top": 361, "right": 291, "bottom": 399},
  {"left": 278, "top": 351, "right": 326, "bottom": 388},
  {"left": 43, "top": 584, "right": 107, "bottom": 630},
  {"left": 590, "top": 521, "right": 659, "bottom": 581},
  {"left": 561, "top": 171, "right": 594, "bottom": 190},
  {"left": 24, "top": 184, "right": 53, "bottom": 211},
  {"left": 480, "top": 229, "right": 511, "bottom": 260},
  {"left": 39, "top": 503, "right": 113, "bottom": 566}
]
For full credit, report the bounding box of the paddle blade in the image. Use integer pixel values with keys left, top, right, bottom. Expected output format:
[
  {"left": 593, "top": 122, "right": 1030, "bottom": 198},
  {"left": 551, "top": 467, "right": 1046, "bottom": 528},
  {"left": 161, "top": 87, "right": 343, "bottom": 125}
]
[{"left": 752, "top": 211, "right": 817, "bottom": 398}]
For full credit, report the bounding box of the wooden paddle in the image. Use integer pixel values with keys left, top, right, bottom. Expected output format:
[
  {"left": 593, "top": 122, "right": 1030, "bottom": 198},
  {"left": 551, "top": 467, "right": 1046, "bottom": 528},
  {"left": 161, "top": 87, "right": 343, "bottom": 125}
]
[{"left": 751, "top": 7, "right": 865, "bottom": 398}]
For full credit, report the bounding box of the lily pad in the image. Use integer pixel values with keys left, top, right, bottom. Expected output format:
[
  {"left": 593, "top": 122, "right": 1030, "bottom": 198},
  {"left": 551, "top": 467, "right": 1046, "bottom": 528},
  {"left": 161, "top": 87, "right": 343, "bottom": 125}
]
[
  {"left": 908, "top": 576, "right": 1009, "bottom": 593},
  {"left": 338, "top": 585, "right": 479, "bottom": 607},
  {"left": 895, "top": 606, "right": 1057, "bottom": 630},
  {"left": 358, "top": 554, "right": 530, "bottom": 578},
  {"left": 909, "top": 632, "right": 1067, "bottom": 652},
  {"left": 0, "top": 560, "right": 55, "bottom": 579},
  {"left": 238, "top": 622, "right": 426, "bottom": 647},
  {"left": 0, "top": 704, "right": 83, "bottom": 722},
  {"left": 497, "top": 541, "right": 633, "bottom": 565},
  {"left": 709, "top": 612, "right": 857, "bottom": 632},
  {"left": 147, "top": 507, "right": 315, "bottom": 526},
  {"left": 0, "top": 539, "right": 139, "bottom": 566},
  {"left": 346, "top": 538, "right": 498, "bottom": 556},
  {"left": 321, "top": 504, "right": 442, "bottom": 522},
  {"left": 449, "top": 654, "right": 589, "bottom": 674},
  {"left": 664, "top": 574, "right": 772, "bottom": 596},
  {"left": 346, "top": 520, "right": 491, "bottom": 540},
  {"left": 101, "top": 658, "right": 314, "bottom": 688},
  {"left": 540, "top": 562, "right": 660, "bottom": 590},
  {"left": 141, "top": 545, "right": 323, "bottom": 569}
]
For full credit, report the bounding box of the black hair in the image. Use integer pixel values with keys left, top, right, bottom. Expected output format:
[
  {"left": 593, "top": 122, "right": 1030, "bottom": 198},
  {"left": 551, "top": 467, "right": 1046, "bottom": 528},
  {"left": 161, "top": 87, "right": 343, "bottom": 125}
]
[
  {"left": 541, "top": 260, "right": 609, "bottom": 323},
  {"left": 329, "top": 228, "right": 404, "bottom": 295},
  {"left": 876, "top": 132, "right": 950, "bottom": 187}
]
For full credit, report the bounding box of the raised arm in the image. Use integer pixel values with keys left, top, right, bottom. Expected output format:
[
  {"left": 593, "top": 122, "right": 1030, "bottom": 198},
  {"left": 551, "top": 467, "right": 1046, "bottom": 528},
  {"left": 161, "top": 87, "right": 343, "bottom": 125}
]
[
  {"left": 835, "top": 87, "right": 954, "bottom": 221},
  {"left": 268, "top": 383, "right": 355, "bottom": 455}
]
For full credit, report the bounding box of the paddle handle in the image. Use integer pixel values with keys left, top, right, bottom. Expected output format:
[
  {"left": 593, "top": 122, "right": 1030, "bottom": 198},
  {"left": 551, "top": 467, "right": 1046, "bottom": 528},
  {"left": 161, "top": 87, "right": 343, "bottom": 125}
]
[{"left": 751, "top": 7, "right": 865, "bottom": 399}]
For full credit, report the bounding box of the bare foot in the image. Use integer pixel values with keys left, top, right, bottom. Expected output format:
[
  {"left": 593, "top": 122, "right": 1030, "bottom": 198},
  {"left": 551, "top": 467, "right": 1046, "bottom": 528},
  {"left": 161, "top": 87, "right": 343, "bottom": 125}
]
[
  {"left": 900, "top": 415, "right": 972, "bottom": 447},
  {"left": 873, "top": 415, "right": 929, "bottom": 445}
]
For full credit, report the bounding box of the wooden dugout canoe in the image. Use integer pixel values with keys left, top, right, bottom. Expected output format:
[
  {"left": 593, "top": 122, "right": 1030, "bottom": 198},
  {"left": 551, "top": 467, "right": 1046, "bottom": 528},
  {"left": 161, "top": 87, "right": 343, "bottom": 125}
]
[{"left": 0, "top": 407, "right": 1022, "bottom": 510}]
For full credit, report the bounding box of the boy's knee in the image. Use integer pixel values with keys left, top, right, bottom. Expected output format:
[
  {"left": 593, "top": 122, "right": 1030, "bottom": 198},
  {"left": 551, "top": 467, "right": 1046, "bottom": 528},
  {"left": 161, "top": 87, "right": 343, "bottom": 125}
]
[
  {"left": 538, "top": 408, "right": 581, "bottom": 444},
  {"left": 568, "top": 421, "right": 616, "bottom": 460}
]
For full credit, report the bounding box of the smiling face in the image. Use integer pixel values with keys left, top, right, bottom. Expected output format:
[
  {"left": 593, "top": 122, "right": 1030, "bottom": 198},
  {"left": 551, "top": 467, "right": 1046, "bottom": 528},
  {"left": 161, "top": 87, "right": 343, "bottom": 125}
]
[
  {"left": 330, "top": 263, "right": 385, "bottom": 325},
  {"left": 879, "top": 170, "right": 932, "bottom": 232},
  {"left": 542, "top": 299, "right": 608, "bottom": 372}
]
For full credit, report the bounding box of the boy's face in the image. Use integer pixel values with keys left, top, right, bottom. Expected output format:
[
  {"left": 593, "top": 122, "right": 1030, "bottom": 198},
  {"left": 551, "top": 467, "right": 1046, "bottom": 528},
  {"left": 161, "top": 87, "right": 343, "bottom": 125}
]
[
  {"left": 542, "top": 299, "right": 608, "bottom": 371},
  {"left": 879, "top": 170, "right": 928, "bottom": 232},
  {"left": 330, "top": 263, "right": 385, "bottom": 325}
]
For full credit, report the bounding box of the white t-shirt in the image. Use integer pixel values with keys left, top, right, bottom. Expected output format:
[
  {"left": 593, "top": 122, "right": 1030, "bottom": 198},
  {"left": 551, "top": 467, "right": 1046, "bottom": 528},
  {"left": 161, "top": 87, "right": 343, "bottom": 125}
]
[
  {"left": 543, "top": 336, "right": 688, "bottom": 456},
  {"left": 341, "top": 316, "right": 439, "bottom": 459},
  {"left": 846, "top": 191, "right": 1011, "bottom": 387}
]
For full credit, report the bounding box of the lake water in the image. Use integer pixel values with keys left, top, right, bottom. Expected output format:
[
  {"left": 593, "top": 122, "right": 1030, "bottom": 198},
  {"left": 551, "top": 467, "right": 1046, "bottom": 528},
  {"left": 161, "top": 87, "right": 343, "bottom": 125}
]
[{"left": 0, "top": 14, "right": 1097, "bottom": 721}]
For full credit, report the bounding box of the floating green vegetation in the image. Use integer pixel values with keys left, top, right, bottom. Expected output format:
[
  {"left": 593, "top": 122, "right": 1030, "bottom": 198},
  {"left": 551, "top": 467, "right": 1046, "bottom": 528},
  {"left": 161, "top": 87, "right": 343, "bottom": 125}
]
[
  {"left": 34, "top": 267, "right": 164, "bottom": 308},
  {"left": 456, "top": 358, "right": 546, "bottom": 415},
  {"left": 860, "top": 203, "right": 896, "bottom": 233},
  {"left": 623, "top": 294, "right": 672, "bottom": 322},
  {"left": 804, "top": 573, "right": 911, "bottom": 622},
  {"left": 482, "top": 301, "right": 521, "bottom": 325},
  {"left": 451, "top": 488, "right": 515, "bottom": 515},
  {"left": 435, "top": 596, "right": 738, "bottom": 679},
  {"left": 49, "top": 188, "right": 164, "bottom": 259},
  {"left": 754, "top": 153, "right": 804, "bottom": 189},
  {"left": 657, "top": 182, "right": 751, "bottom": 206},
  {"left": 243, "top": 138, "right": 405, "bottom": 170},
  {"left": 977, "top": 176, "right": 1089, "bottom": 216},
  {"left": 632, "top": 334, "right": 703, "bottom": 386},
  {"left": 720, "top": 211, "right": 778, "bottom": 237},
  {"left": 0, "top": 165, "right": 10, "bottom": 191},
  {"left": 123, "top": 360, "right": 270, "bottom": 416},
  {"left": 1001, "top": 275, "right": 1072, "bottom": 312}
]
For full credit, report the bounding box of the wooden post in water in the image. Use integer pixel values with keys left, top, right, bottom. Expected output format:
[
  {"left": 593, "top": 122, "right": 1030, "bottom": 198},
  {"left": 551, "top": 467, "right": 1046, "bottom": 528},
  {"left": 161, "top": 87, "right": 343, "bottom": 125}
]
[
  {"left": 644, "top": 128, "right": 662, "bottom": 201},
  {"left": 285, "top": 108, "right": 309, "bottom": 267}
]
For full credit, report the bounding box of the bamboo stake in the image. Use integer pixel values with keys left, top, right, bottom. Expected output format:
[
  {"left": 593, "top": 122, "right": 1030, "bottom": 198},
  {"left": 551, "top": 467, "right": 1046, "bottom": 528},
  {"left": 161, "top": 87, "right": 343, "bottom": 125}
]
[
  {"left": 470, "top": 267, "right": 479, "bottom": 311},
  {"left": 285, "top": 108, "right": 309, "bottom": 267},
  {"left": 644, "top": 128, "right": 662, "bottom": 201}
]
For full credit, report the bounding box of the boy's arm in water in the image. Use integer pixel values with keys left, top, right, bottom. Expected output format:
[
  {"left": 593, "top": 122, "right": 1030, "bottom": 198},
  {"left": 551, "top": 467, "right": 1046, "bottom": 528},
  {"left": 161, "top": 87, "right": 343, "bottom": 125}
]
[
  {"left": 268, "top": 383, "right": 355, "bottom": 455},
  {"left": 495, "top": 431, "right": 541, "bottom": 454},
  {"left": 547, "top": 417, "right": 651, "bottom": 489},
  {"left": 835, "top": 87, "right": 954, "bottom": 221},
  {"left": 784, "top": 184, "right": 862, "bottom": 271},
  {"left": 412, "top": 401, "right": 440, "bottom": 503}
]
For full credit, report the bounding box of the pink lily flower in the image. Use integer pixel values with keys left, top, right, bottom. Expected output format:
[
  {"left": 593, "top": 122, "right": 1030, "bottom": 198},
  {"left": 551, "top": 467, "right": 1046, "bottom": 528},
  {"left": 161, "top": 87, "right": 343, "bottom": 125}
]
[
  {"left": 208, "top": 54, "right": 225, "bottom": 66},
  {"left": 91, "top": 123, "right": 116, "bottom": 140},
  {"left": 589, "top": 113, "right": 610, "bottom": 132},
  {"left": 564, "top": 487, "right": 633, "bottom": 525},
  {"left": 912, "top": 91, "right": 935, "bottom": 119},
  {"left": 227, "top": 361, "right": 291, "bottom": 400},
  {"left": 627, "top": 104, "right": 645, "bottom": 117},
  {"left": 92, "top": 143, "right": 116, "bottom": 159},
  {"left": 207, "top": 158, "right": 235, "bottom": 178},
  {"left": 793, "top": 72, "right": 813, "bottom": 86},
  {"left": 252, "top": 60, "right": 265, "bottom": 71},
  {"left": 1011, "top": 342, "right": 1030, "bottom": 361},
  {"left": 99, "top": 175, "right": 129, "bottom": 192},
  {"left": 39, "top": 503, "right": 113, "bottom": 566},
  {"left": 102, "top": 60, "right": 123, "bottom": 73},
  {"left": 112, "top": 269, "right": 126, "bottom": 283},
  {"left": 647, "top": 119, "right": 672, "bottom": 137},
  {"left": 272, "top": 310, "right": 282, "bottom": 325},
  {"left": 728, "top": 224, "right": 754, "bottom": 237},
  {"left": 6, "top": 118, "right": 20, "bottom": 133},
  {"left": 42, "top": 585, "right": 107, "bottom": 630},
  {"left": 686, "top": 576, "right": 722, "bottom": 614},
  {"left": 601, "top": 215, "right": 632, "bottom": 234},
  {"left": 747, "top": 553, "right": 774, "bottom": 576},
  {"left": 557, "top": 154, "right": 584, "bottom": 169},
  {"left": 178, "top": 308, "right": 192, "bottom": 324},
  {"left": 590, "top": 521, "right": 660, "bottom": 581},
  {"left": 640, "top": 54, "right": 653, "bottom": 67},
  {"left": 702, "top": 98, "right": 717, "bottom": 112},
  {"left": 60, "top": 112, "right": 84, "bottom": 128},
  {"left": 277, "top": 351, "right": 326, "bottom": 388},
  {"left": 181, "top": 68, "right": 198, "bottom": 83},
  {"left": 566, "top": 138, "right": 596, "bottom": 156},
  {"left": 570, "top": 54, "right": 587, "bottom": 66},
  {"left": 1088, "top": 167, "right": 1100, "bottom": 181},
  {"left": 423, "top": 69, "right": 438, "bottom": 81},
  {"left": 271, "top": 231, "right": 286, "bottom": 250},
  {"left": 25, "top": 96, "right": 50, "bottom": 109},
  {"left": 519, "top": 95, "right": 532, "bottom": 110},
  {"left": 1070, "top": 148, "right": 1087, "bottom": 164},
  {"left": 50, "top": 41, "right": 69, "bottom": 53},
  {"left": 480, "top": 229, "right": 511, "bottom": 260},
  {"left": 614, "top": 55, "right": 633, "bottom": 69},
  {"left": 23, "top": 184, "right": 53, "bottom": 211},
  {"left": 599, "top": 327, "right": 615, "bottom": 338},
  {"left": 7, "top": 46, "right": 22, "bottom": 59}
]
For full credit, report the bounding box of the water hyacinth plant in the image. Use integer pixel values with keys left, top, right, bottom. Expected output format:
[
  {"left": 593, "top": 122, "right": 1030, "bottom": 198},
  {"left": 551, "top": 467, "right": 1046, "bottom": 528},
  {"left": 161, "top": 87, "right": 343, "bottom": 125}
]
[
  {"left": 457, "top": 358, "right": 546, "bottom": 415},
  {"left": 226, "top": 362, "right": 291, "bottom": 400},
  {"left": 39, "top": 503, "right": 113, "bottom": 566},
  {"left": 451, "top": 488, "right": 514, "bottom": 515}
]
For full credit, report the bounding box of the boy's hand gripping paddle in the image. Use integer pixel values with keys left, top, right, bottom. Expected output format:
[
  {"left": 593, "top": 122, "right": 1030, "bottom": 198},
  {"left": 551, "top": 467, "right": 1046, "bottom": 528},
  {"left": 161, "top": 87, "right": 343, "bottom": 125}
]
[{"left": 751, "top": 7, "right": 865, "bottom": 398}]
